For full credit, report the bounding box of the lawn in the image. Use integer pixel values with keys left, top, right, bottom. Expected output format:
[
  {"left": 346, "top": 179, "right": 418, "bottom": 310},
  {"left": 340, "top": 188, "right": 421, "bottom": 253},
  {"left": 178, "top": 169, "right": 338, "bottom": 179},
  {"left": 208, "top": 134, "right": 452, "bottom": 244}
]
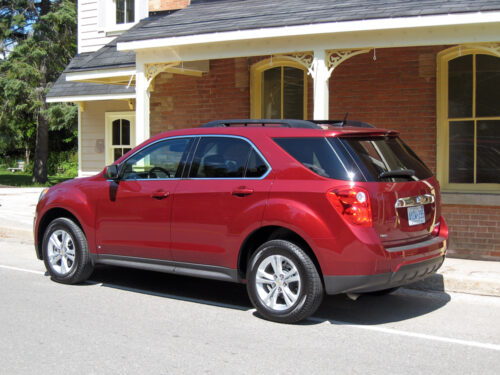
[{"left": 0, "top": 167, "right": 73, "bottom": 187}]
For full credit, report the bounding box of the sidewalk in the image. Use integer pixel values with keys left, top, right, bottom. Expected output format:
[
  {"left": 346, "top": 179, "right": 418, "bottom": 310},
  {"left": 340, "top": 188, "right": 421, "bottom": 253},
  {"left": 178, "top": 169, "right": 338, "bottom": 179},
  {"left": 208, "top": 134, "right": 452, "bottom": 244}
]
[{"left": 1, "top": 186, "right": 499, "bottom": 297}]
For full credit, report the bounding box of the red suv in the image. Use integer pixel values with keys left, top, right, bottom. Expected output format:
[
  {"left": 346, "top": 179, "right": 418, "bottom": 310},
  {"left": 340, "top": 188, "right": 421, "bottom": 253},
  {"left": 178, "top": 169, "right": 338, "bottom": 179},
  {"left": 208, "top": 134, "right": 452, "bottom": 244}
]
[{"left": 34, "top": 119, "right": 447, "bottom": 323}]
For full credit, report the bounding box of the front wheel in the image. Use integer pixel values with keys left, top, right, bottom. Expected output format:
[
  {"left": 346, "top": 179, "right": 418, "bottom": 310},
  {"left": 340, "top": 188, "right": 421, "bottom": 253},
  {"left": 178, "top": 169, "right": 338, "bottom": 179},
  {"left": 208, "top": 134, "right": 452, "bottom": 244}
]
[
  {"left": 42, "top": 217, "right": 94, "bottom": 284},
  {"left": 246, "top": 240, "right": 323, "bottom": 323}
]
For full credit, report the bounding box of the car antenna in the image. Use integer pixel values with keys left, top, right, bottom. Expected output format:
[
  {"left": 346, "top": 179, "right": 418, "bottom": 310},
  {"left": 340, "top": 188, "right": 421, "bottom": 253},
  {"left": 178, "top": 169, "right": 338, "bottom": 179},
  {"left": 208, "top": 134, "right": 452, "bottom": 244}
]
[{"left": 341, "top": 112, "right": 348, "bottom": 127}]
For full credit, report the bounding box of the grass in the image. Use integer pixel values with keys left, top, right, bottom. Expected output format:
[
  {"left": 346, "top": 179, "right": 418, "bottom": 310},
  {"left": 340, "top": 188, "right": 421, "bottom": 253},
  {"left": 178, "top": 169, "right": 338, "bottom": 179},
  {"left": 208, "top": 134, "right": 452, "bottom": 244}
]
[{"left": 0, "top": 167, "right": 73, "bottom": 187}]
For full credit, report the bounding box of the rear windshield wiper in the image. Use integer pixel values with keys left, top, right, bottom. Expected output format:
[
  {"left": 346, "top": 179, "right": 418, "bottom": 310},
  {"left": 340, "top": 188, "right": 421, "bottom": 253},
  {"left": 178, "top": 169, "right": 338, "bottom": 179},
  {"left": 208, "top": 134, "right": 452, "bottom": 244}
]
[{"left": 378, "top": 169, "right": 415, "bottom": 179}]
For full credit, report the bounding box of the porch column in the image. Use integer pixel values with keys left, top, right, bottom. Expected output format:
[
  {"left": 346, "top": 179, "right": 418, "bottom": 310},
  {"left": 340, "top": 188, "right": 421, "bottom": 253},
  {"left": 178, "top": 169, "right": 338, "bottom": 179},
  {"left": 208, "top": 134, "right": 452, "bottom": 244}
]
[
  {"left": 312, "top": 49, "right": 332, "bottom": 120},
  {"left": 135, "top": 63, "right": 150, "bottom": 145}
]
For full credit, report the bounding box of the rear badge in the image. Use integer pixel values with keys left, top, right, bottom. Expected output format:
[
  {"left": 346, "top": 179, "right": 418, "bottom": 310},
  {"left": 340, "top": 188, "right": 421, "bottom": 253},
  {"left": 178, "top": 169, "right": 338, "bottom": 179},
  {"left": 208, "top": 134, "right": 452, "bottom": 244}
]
[{"left": 408, "top": 205, "right": 425, "bottom": 226}]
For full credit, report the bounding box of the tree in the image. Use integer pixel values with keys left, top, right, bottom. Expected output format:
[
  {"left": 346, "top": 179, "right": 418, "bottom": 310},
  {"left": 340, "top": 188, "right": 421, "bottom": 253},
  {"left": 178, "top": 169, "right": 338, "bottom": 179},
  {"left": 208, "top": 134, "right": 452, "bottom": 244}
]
[{"left": 0, "top": 0, "right": 76, "bottom": 183}]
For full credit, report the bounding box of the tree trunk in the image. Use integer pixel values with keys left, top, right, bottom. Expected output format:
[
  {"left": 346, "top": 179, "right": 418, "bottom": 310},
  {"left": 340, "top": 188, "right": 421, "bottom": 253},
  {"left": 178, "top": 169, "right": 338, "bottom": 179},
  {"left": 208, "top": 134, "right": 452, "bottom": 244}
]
[
  {"left": 25, "top": 143, "right": 30, "bottom": 165},
  {"left": 32, "top": 108, "right": 48, "bottom": 183}
]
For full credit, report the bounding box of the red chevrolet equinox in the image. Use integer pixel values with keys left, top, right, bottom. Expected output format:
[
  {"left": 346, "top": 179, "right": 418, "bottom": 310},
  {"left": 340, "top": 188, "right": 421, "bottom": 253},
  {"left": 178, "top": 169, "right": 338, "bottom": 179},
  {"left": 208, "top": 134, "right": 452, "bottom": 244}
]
[{"left": 34, "top": 119, "right": 448, "bottom": 323}]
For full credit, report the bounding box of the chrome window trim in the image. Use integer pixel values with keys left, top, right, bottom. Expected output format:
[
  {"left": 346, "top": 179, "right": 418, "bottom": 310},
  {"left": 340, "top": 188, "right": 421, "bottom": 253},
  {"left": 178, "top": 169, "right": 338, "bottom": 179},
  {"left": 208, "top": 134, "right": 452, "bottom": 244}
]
[{"left": 108, "top": 134, "right": 272, "bottom": 182}]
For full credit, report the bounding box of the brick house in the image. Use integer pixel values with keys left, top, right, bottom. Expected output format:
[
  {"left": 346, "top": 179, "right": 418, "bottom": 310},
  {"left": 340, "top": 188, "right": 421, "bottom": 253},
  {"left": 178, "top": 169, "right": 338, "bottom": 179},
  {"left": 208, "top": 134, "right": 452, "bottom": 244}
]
[{"left": 47, "top": 0, "right": 500, "bottom": 260}]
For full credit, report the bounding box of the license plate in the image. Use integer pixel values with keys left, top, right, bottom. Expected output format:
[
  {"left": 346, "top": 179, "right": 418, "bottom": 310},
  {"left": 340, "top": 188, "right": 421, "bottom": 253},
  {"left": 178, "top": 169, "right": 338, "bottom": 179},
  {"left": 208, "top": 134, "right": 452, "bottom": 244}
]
[{"left": 408, "top": 205, "right": 425, "bottom": 226}]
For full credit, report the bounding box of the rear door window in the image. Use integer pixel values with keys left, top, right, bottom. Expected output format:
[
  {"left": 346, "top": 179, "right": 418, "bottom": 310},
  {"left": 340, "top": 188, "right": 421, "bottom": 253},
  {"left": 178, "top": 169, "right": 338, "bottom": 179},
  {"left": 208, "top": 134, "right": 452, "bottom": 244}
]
[{"left": 189, "top": 136, "right": 269, "bottom": 178}]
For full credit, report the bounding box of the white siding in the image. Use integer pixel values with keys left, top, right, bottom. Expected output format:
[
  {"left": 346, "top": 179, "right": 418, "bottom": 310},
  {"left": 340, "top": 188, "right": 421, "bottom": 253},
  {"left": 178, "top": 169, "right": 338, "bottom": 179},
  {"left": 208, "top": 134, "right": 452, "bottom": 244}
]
[
  {"left": 78, "top": 0, "right": 115, "bottom": 53},
  {"left": 80, "top": 100, "right": 131, "bottom": 174},
  {"left": 77, "top": 0, "right": 149, "bottom": 54}
]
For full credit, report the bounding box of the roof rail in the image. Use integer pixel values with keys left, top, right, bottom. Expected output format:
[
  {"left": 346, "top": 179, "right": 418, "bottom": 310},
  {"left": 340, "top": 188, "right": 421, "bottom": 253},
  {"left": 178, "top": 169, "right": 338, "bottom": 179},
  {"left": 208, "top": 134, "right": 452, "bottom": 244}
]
[
  {"left": 202, "top": 119, "right": 320, "bottom": 128},
  {"left": 201, "top": 119, "right": 375, "bottom": 129}
]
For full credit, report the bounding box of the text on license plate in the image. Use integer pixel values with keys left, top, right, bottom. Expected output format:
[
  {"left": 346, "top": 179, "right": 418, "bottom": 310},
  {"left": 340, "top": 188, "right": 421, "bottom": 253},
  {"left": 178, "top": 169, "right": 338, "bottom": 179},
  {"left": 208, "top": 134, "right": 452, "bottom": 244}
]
[{"left": 408, "top": 205, "right": 425, "bottom": 226}]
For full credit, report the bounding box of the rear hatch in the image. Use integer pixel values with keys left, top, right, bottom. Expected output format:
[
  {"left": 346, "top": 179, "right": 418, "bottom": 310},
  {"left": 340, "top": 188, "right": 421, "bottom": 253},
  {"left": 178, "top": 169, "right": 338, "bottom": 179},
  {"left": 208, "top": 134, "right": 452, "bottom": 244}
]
[
  {"left": 273, "top": 130, "right": 440, "bottom": 248},
  {"left": 334, "top": 134, "right": 439, "bottom": 248}
]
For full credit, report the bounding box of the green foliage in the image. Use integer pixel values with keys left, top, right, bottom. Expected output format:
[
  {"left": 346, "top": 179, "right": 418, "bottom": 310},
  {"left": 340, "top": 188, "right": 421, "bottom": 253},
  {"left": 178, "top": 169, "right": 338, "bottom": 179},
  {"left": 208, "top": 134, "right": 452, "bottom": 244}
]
[
  {"left": 0, "top": 166, "right": 72, "bottom": 187},
  {"left": 0, "top": 0, "right": 77, "bottom": 182}
]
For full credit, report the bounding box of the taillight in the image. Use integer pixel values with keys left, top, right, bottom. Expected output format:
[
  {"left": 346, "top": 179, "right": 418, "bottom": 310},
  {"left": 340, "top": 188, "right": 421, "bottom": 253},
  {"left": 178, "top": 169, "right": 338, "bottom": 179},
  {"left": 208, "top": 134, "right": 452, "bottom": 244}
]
[
  {"left": 431, "top": 222, "right": 440, "bottom": 236},
  {"left": 327, "top": 187, "right": 372, "bottom": 227}
]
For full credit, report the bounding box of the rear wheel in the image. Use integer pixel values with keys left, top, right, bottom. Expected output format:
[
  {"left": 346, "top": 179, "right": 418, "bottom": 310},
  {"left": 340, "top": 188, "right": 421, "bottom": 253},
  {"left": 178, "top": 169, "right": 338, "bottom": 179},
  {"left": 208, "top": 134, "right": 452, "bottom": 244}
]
[
  {"left": 42, "top": 218, "right": 94, "bottom": 284},
  {"left": 246, "top": 240, "right": 323, "bottom": 323}
]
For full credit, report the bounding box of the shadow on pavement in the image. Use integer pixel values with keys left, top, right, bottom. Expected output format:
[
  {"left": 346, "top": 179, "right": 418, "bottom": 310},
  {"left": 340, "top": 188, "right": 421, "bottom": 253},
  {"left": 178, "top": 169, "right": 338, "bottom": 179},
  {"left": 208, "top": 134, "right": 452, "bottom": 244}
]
[{"left": 85, "top": 265, "right": 451, "bottom": 325}]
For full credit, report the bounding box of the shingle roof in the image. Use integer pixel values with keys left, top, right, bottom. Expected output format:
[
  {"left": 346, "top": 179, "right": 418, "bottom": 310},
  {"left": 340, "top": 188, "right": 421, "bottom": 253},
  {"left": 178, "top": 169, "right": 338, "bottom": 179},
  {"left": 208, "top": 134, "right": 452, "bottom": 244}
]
[
  {"left": 46, "top": 72, "right": 135, "bottom": 99},
  {"left": 66, "top": 39, "right": 135, "bottom": 73},
  {"left": 118, "top": 0, "right": 500, "bottom": 43}
]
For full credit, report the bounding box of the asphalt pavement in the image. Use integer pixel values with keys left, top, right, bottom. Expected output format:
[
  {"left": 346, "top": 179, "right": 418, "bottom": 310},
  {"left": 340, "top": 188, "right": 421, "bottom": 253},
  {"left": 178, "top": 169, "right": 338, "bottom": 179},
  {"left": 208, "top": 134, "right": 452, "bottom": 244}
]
[{"left": 0, "top": 236, "right": 499, "bottom": 374}]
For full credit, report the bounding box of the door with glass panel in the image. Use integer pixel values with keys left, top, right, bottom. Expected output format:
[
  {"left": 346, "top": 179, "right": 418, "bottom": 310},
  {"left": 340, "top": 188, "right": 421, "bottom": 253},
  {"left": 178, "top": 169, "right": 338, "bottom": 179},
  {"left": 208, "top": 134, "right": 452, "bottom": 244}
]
[{"left": 105, "top": 113, "right": 135, "bottom": 164}]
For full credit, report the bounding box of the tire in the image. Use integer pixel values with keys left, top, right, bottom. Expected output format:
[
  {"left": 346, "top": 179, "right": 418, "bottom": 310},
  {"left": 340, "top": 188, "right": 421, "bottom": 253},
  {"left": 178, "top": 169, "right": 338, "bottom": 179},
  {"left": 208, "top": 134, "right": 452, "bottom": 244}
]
[
  {"left": 246, "top": 240, "right": 323, "bottom": 323},
  {"left": 42, "top": 217, "right": 94, "bottom": 284},
  {"left": 365, "top": 287, "right": 400, "bottom": 296}
]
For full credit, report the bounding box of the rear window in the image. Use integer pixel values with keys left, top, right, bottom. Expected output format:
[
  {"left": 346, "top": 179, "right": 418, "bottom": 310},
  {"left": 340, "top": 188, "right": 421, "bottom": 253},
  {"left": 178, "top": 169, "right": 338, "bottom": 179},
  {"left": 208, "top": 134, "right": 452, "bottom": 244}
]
[{"left": 274, "top": 136, "right": 433, "bottom": 182}]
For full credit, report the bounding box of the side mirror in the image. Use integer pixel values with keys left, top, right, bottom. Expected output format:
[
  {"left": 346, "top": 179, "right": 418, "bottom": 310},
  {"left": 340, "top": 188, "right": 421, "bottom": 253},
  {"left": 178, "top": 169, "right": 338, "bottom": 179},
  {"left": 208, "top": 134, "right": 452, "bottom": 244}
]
[{"left": 105, "top": 165, "right": 120, "bottom": 180}]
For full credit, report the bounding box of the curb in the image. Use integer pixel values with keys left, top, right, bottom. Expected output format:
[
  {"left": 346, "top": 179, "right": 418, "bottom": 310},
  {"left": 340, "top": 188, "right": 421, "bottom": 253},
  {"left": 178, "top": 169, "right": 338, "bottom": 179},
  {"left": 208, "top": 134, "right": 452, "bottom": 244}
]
[{"left": 407, "top": 272, "right": 500, "bottom": 297}]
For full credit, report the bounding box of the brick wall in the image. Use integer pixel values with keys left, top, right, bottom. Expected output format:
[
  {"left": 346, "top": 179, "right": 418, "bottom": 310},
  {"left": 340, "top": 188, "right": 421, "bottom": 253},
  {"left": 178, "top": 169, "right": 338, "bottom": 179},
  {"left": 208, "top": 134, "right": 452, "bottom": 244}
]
[
  {"left": 442, "top": 205, "right": 500, "bottom": 260},
  {"left": 149, "top": 0, "right": 190, "bottom": 11},
  {"left": 330, "top": 46, "right": 444, "bottom": 172},
  {"left": 150, "top": 59, "right": 250, "bottom": 135},
  {"left": 149, "top": 51, "right": 500, "bottom": 261}
]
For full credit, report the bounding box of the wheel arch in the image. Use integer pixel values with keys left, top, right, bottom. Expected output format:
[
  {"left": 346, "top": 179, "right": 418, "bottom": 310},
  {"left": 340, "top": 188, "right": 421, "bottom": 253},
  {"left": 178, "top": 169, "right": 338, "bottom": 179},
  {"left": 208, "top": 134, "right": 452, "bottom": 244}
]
[
  {"left": 237, "top": 225, "right": 323, "bottom": 281},
  {"left": 36, "top": 208, "right": 84, "bottom": 260}
]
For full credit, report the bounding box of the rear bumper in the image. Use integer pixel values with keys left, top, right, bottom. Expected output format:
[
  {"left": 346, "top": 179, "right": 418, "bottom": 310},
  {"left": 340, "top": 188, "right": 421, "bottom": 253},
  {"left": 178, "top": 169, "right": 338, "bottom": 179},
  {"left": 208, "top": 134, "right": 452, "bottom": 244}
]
[{"left": 324, "top": 254, "right": 445, "bottom": 295}]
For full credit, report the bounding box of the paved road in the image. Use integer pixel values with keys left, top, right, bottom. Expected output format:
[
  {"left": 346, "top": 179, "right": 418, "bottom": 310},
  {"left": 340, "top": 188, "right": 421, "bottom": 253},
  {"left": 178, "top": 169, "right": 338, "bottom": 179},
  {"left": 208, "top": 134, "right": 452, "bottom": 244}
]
[{"left": 1, "top": 236, "right": 499, "bottom": 374}]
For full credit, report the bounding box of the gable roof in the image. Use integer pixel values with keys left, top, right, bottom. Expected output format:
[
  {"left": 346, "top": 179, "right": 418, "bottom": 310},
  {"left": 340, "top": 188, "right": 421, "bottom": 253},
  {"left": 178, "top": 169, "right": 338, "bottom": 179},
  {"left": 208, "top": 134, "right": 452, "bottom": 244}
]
[{"left": 118, "top": 0, "right": 500, "bottom": 43}]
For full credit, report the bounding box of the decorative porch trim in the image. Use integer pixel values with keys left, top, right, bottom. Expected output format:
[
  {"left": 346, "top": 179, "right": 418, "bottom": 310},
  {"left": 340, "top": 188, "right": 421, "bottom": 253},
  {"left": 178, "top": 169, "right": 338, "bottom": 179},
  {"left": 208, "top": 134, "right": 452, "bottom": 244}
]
[
  {"left": 145, "top": 62, "right": 180, "bottom": 88},
  {"left": 326, "top": 49, "right": 371, "bottom": 70}
]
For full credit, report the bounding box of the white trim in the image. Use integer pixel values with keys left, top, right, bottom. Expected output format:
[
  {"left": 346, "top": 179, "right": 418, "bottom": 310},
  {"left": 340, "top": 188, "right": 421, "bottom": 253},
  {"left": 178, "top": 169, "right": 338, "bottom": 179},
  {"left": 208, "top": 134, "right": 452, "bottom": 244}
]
[
  {"left": 118, "top": 11, "right": 500, "bottom": 51},
  {"left": 66, "top": 68, "right": 136, "bottom": 81},
  {"left": 46, "top": 93, "right": 136, "bottom": 103}
]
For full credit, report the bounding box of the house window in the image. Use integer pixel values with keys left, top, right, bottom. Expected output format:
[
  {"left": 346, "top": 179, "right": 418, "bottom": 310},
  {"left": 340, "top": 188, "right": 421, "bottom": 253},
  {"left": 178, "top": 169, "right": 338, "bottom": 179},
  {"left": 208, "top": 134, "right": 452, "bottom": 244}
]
[
  {"left": 116, "top": 0, "right": 135, "bottom": 24},
  {"left": 105, "top": 112, "right": 135, "bottom": 164},
  {"left": 251, "top": 58, "right": 308, "bottom": 119},
  {"left": 437, "top": 47, "right": 500, "bottom": 192}
]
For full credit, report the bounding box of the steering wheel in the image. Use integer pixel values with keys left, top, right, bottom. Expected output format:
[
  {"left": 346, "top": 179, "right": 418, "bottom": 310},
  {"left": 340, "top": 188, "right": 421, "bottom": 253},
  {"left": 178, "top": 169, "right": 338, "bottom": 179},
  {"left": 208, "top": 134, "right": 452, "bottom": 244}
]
[{"left": 148, "top": 166, "right": 171, "bottom": 178}]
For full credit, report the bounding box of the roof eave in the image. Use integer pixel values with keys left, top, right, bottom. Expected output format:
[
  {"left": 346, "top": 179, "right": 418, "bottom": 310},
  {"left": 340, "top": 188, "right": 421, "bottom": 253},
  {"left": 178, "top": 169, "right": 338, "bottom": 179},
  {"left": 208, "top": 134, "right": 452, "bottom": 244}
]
[{"left": 117, "top": 11, "right": 500, "bottom": 51}]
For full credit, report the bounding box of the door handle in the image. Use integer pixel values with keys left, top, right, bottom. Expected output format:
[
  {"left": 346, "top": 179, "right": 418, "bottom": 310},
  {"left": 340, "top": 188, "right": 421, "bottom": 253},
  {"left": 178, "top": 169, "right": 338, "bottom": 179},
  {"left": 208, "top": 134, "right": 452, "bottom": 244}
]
[
  {"left": 232, "top": 187, "right": 254, "bottom": 197},
  {"left": 151, "top": 190, "right": 170, "bottom": 200}
]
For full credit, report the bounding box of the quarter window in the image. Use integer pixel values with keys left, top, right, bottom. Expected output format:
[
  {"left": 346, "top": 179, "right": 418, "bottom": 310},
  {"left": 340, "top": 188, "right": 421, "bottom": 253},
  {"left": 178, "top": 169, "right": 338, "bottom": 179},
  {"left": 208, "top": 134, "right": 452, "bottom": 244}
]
[{"left": 189, "top": 137, "right": 268, "bottom": 178}]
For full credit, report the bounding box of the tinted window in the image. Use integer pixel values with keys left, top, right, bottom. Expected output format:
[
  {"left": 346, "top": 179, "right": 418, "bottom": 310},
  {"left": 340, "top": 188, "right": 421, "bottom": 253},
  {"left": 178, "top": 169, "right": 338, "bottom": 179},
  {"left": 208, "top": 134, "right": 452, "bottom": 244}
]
[
  {"left": 338, "top": 137, "right": 433, "bottom": 181},
  {"left": 274, "top": 137, "right": 355, "bottom": 180},
  {"left": 122, "top": 138, "right": 191, "bottom": 180},
  {"left": 189, "top": 137, "right": 268, "bottom": 178},
  {"left": 274, "top": 136, "right": 433, "bottom": 182},
  {"left": 246, "top": 149, "right": 268, "bottom": 178}
]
